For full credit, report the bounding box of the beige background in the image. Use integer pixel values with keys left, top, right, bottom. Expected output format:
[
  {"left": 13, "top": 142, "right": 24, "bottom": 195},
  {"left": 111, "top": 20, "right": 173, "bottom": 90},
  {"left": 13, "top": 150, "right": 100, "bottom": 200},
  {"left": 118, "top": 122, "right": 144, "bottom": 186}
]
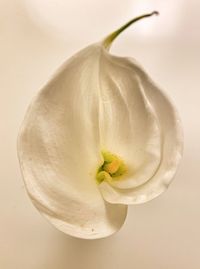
[{"left": 0, "top": 0, "right": 200, "bottom": 268}]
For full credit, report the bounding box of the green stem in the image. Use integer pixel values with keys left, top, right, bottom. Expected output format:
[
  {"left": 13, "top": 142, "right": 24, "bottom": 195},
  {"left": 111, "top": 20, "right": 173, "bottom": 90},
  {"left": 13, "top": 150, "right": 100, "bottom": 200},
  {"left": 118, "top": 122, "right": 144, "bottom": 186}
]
[{"left": 103, "top": 11, "right": 159, "bottom": 50}]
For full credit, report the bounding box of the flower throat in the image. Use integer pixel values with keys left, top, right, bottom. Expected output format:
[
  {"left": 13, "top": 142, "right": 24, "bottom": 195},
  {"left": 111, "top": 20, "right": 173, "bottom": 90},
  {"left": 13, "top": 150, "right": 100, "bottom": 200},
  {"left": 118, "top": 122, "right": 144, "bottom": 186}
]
[{"left": 96, "top": 151, "right": 127, "bottom": 183}]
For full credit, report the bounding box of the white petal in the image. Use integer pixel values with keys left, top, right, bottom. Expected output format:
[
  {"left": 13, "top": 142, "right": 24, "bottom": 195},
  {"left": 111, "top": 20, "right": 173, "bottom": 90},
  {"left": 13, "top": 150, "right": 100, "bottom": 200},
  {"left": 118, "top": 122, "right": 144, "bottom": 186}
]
[
  {"left": 97, "top": 49, "right": 162, "bottom": 189},
  {"left": 99, "top": 54, "right": 183, "bottom": 204},
  {"left": 18, "top": 44, "right": 127, "bottom": 239}
]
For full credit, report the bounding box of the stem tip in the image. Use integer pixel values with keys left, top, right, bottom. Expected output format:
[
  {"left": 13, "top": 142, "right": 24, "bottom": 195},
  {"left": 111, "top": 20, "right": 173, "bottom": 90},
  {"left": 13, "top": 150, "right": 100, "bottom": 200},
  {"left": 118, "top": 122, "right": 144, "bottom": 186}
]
[{"left": 103, "top": 10, "right": 160, "bottom": 49}]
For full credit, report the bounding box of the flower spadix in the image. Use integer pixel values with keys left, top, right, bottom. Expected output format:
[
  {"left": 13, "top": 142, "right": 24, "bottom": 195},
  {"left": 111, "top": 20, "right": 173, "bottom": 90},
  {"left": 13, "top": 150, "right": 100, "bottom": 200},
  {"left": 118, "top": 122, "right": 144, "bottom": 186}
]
[{"left": 18, "top": 11, "right": 183, "bottom": 239}]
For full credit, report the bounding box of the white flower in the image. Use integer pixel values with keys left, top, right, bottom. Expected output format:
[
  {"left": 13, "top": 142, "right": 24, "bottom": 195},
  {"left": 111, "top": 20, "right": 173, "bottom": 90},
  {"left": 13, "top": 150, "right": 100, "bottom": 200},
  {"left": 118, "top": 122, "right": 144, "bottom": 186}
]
[{"left": 18, "top": 12, "right": 183, "bottom": 239}]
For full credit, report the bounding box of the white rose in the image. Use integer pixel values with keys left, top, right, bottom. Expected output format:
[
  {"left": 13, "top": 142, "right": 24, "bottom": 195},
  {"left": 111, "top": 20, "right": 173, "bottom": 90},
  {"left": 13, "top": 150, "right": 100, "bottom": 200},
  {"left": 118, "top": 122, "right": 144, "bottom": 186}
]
[{"left": 18, "top": 12, "right": 183, "bottom": 239}]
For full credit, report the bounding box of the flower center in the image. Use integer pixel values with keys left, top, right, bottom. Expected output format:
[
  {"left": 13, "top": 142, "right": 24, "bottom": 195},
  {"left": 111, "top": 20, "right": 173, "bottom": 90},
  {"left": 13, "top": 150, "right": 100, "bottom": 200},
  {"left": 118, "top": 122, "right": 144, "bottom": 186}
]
[{"left": 96, "top": 151, "right": 127, "bottom": 183}]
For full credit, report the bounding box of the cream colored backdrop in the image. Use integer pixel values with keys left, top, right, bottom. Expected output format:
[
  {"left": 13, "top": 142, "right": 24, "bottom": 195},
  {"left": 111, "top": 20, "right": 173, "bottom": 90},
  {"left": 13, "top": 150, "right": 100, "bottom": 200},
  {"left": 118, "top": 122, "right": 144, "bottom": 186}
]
[{"left": 0, "top": 0, "right": 200, "bottom": 268}]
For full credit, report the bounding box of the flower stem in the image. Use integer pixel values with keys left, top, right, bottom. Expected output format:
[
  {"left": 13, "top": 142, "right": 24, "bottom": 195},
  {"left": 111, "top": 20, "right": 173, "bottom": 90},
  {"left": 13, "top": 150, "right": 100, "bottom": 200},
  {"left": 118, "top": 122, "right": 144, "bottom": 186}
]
[{"left": 103, "top": 11, "right": 159, "bottom": 50}]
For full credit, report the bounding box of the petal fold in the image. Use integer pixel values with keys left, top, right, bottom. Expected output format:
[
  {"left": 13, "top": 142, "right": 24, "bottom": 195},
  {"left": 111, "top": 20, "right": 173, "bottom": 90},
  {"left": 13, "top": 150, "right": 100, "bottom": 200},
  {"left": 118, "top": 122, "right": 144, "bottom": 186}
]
[{"left": 99, "top": 54, "right": 183, "bottom": 204}]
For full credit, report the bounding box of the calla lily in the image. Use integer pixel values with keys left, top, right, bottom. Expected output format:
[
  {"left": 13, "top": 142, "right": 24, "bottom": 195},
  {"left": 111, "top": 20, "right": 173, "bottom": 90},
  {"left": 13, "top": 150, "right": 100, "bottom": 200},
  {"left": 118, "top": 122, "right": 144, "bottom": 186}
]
[{"left": 18, "top": 11, "right": 183, "bottom": 239}]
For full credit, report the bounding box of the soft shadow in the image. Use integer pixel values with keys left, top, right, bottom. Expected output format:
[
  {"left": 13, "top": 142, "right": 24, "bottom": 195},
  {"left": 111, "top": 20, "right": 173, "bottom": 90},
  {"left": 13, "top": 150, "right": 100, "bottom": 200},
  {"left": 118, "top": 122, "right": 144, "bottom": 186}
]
[{"left": 42, "top": 230, "right": 118, "bottom": 269}]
